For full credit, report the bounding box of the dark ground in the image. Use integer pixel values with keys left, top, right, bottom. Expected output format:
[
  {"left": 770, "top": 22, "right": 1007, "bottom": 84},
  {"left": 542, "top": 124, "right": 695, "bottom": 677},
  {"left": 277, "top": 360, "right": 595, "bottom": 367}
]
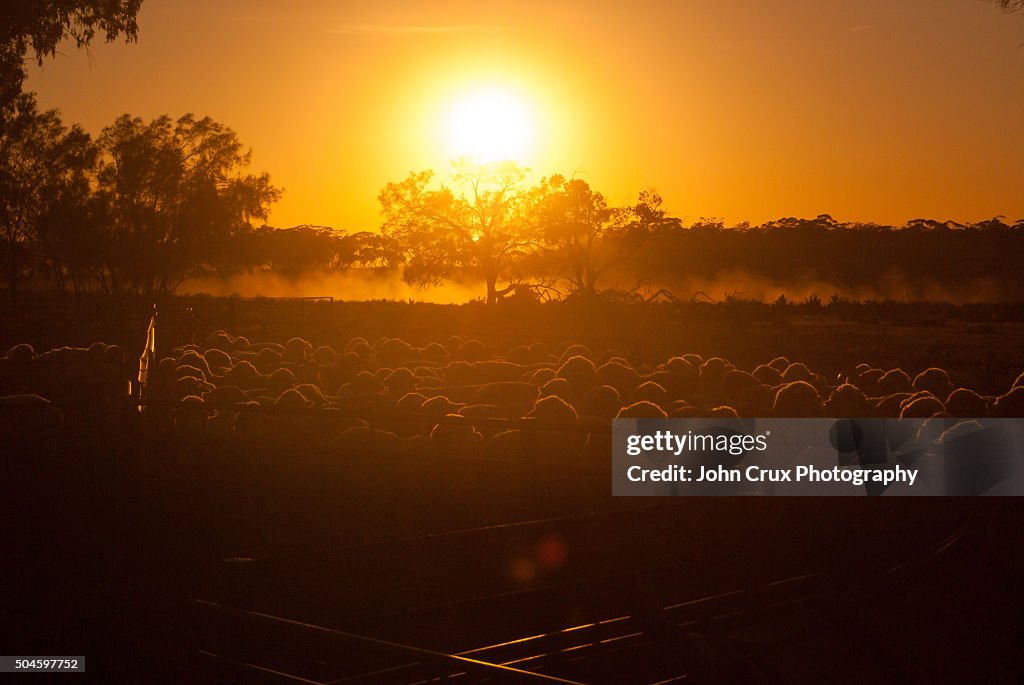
[{"left": 2, "top": 294, "right": 1023, "bottom": 683}]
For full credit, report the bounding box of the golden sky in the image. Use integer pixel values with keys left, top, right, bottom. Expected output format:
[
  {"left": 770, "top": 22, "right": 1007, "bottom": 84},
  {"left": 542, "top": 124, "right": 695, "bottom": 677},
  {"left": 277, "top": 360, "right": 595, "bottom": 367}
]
[{"left": 27, "top": 0, "right": 1024, "bottom": 230}]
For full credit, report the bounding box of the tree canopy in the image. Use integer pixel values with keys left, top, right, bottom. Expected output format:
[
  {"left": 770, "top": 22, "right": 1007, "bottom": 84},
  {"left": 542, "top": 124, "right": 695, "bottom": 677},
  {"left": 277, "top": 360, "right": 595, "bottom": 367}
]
[
  {"left": 93, "top": 113, "right": 280, "bottom": 296},
  {"left": 380, "top": 160, "right": 537, "bottom": 304},
  {"left": 1, "top": 1, "right": 143, "bottom": 111}
]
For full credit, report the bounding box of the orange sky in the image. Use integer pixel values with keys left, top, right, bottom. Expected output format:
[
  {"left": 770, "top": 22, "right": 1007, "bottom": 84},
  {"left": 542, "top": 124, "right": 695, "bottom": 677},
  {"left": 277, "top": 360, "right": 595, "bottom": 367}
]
[{"left": 26, "top": 0, "right": 1024, "bottom": 231}]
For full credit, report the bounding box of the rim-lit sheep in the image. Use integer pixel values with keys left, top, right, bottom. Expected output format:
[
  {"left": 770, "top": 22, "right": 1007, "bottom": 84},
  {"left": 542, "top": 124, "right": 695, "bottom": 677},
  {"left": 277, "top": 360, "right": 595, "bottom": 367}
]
[
  {"left": 773, "top": 381, "right": 823, "bottom": 417},
  {"left": 945, "top": 388, "right": 989, "bottom": 418},
  {"left": 913, "top": 368, "right": 954, "bottom": 401}
]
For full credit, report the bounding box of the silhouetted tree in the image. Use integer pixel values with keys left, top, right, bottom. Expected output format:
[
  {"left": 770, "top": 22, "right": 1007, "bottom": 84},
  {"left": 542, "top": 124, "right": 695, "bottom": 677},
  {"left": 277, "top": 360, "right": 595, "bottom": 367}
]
[
  {"left": 530, "top": 178, "right": 674, "bottom": 297},
  {"left": 380, "top": 160, "right": 535, "bottom": 304},
  {"left": 993, "top": 1, "right": 1024, "bottom": 12},
  {"left": 0, "top": 94, "right": 95, "bottom": 306},
  {"left": 95, "top": 113, "right": 279, "bottom": 297},
  {"left": 1, "top": 1, "right": 142, "bottom": 111}
]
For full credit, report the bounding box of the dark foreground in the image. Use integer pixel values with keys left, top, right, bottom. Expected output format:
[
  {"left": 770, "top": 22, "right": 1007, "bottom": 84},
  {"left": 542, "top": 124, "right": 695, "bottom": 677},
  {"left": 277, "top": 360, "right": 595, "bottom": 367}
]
[
  {"left": 2, "top": 297, "right": 1024, "bottom": 683},
  {"left": 4, "top": 423, "right": 1023, "bottom": 683}
]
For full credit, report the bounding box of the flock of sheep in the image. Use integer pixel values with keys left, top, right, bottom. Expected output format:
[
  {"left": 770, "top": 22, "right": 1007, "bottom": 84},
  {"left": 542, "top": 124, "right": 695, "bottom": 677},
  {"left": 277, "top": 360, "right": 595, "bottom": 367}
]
[{"left": 5, "top": 329, "right": 1021, "bottom": 459}]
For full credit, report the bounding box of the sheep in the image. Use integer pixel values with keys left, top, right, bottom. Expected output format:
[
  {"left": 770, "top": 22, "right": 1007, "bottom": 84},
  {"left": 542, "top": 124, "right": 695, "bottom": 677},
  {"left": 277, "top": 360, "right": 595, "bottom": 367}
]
[
  {"left": 202, "top": 384, "right": 249, "bottom": 436},
  {"left": 505, "top": 345, "right": 531, "bottom": 364},
  {"left": 471, "top": 381, "right": 538, "bottom": 409},
  {"left": 253, "top": 347, "right": 283, "bottom": 374},
  {"left": 616, "top": 401, "right": 668, "bottom": 419},
  {"left": 722, "top": 369, "right": 759, "bottom": 394},
  {"left": 396, "top": 392, "right": 427, "bottom": 414},
  {"left": 556, "top": 356, "right": 598, "bottom": 397},
  {"left": 442, "top": 361, "right": 476, "bottom": 386},
  {"left": 483, "top": 429, "right": 522, "bottom": 460},
  {"left": 597, "top": 359, "right": 641, "bottom": 396},
  {"left": 347, "top": 371, "right": 384, "bottom": 397},
  {"left": 899, "top": 394, "right": 945, "bottom": 419},
  {"left": 670, "top": 404, "right": 714, "bottom": 418},
  {"left": 1, "top": 342, "right": 32, "bottom": 363},
  {"left": 294, "top": 383, "right": 325, "bottom": 407},
  {"left": 87, "top": 341, "right": 108, "bottom": 362},
  {"left": 344, "top": 338, "right": 374, "bottom": 360},
  {"left": 934, "top": 419, "right": 985, "bottom": 446},
  {"left": 595, "top": 349, "right": 626, "bottom": 366},
  {"left": 912, "top": 368, "right": 954, "bottom": 400},
  {"left": 312, "top": 345, "right": 338, "bottom": 364},
  {"left": 332, "top": 425, "right": 412, "bottom": 458},
  {"left": 945, "top": 388, "right": 989, "bottom": 418},
  {"left": 772, "top": 381, "right": 823, "bottom": 417},
  {"left": 453, "top": 339, "right": 487, "bottom": 363},
  {"left": 752, "top": 364, "right": 783, "bottom": 386},
  {"left": 781, "top": 362, "right": 813, "bottom": 383},
  {"left": 267, "top": 367, "right": 297, "bottom": 396},
  {"left": 767, "top": 356, "right": 790, "bottom": 372},
  {"left": 540, "top": 378, "right": 574, "bottom": 403},
  {"left": 708, "top": 406, "right": 741, "bottom": 419},
  {"left": 178, "top": 350, "right": 215, "bottom": 379},
  {"left": 382, "top": 367, "right": 417, "bottom": 397},
  {"left": 445, "top": 335, "right": 464, "bottom": 354},
  {"left": 459, "top": 403, "right": 512, "bottom": 421},
  {"left": 856, "top": 368, "right": 884, "bottom": 395},
  {"left": 525, "top": 395, "right": 585, "bottom": 458},
  {"left": 992, "top": 387, "right": 1024, "bottom": 418},
  {"left": 421, "top": 342, "right": 448, "bottom": 363},
  {"left": 175, "top": 364, "right": 207, "bottom": 382},
  {"left": 629, "top": 381, "right": 668, "bottom": 407},
  {"left": 206, "top": 330, "right": 235, "bottom": 351},
  {"left": 731, "top": 383, "right": 774, "bottom": 417},
  {"left": 283, "top": 337, "right": 311, "bottom": 364},
  {"left": 577, "top": 385, "right": 623, "bottom": 419},
  {"left": 223, "top": 360, "right": 260, "bottom": 388},
  {"left": 559, "top": 344, "right": 592, "bottom": 364},
  {"left": 204, "top": 384, "right": 248, "bottom": 408},
  {"left": 231, "top": 401, "right": 266, "bottom": 441},
  {"left": 174, "top": 395, "right": 211, "bottom": 436},
  {"left": 204, "top": 348, "right": 232, "bottom": 373},
  {"left": 527, "top": 342, "right": 553, "bottom": 364},
  {"left": 464, "top": 361, "right": 526, "bottom": 384},
  {"left": 527, "top": 368, "right": 557, "bottom": 387},
  {"left": 825, "top": 383, "right": 872, "bottom": 417},
  {"left": 421, "top": 395, "right": 464, "bottom": 417},
  {"left": 528, "top": 394, "right": 578, "bottom": 423},
  {"left": 175, "top": 376, "right": 214, "bottom": 401},
  {"left": 878, "top": 368, "right": 914, "bottom": 395},
  {"left": 429, "top": 415, "right": 482, "bottom": 457},
  {"left": 699, "top": 357, "right": 730, "bottom": 384},
  {"left": 377, "top": 338, "right": 419, "bottom": 365},
  {"left": 664, "top": 356, "right": 696, "bottom": 377},
  {"left": 274, "top": 388, "right": 312, "bottom": 409},
  {"left": 875, "top": 393, "right": 912, "bottom": 417}
]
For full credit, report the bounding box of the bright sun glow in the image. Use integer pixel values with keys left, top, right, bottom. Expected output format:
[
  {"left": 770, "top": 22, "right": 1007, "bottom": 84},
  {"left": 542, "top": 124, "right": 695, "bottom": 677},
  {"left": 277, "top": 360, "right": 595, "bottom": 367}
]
[{"left": 443, "top": 87, "right": 535, "bottom": 163}]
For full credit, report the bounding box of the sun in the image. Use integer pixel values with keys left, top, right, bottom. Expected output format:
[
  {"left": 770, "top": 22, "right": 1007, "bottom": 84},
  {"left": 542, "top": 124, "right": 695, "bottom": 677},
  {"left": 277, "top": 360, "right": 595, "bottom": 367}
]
[{"left": 443, "top": 86, "right": 535, "bottom": 163}]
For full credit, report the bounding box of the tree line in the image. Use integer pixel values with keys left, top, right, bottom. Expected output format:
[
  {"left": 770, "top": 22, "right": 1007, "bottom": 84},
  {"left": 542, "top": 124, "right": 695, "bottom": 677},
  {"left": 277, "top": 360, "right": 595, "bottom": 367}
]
[{"left": 3, "top": 101, "right": 1024, "bottom": 307}]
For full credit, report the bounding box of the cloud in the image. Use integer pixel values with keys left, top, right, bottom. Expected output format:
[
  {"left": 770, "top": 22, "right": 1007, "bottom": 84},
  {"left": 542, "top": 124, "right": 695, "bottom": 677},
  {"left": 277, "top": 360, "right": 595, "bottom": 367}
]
[{"left": 330, "top": 24, "right": 478, "bottom": 35}]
